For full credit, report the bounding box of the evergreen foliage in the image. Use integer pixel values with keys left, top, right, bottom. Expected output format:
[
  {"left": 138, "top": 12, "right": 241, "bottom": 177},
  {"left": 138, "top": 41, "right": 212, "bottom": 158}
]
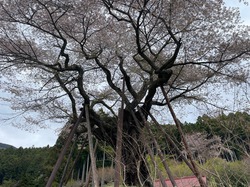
[
  {"left": 0, "top": 112, "right": 249, "bottom": 186},
  {"left": 0, "top": 146, "right": 53, "bottom": 186}
]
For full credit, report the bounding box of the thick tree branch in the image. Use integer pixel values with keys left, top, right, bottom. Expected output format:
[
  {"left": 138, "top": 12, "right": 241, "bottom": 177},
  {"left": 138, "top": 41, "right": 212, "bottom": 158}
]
[
  {"left": 94, "top": 57, "right": 130, "bottom": 105},
  {"left": 118, "top": 56, "right": 138, "bottom": 99},
  {"left": 55, "top": 73, "right": 77, "bottom": 119}
]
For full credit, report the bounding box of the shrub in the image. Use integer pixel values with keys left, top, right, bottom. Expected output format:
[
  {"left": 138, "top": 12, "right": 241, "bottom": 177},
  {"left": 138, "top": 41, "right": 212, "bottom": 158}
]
[{"left": 204, "top": 158, "right": 250, "bottom": 187}]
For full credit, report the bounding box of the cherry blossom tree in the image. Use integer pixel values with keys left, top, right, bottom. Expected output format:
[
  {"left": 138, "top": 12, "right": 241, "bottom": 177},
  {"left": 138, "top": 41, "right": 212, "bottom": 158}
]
[{"left": 0, "top": 0, "right": 249, "bottom": 186}]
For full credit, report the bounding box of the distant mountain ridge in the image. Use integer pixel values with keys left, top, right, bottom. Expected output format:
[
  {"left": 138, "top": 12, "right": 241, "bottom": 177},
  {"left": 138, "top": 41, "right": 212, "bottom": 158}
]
[{"left": 0, "top": 142, "right": 16, "bottom": 149}]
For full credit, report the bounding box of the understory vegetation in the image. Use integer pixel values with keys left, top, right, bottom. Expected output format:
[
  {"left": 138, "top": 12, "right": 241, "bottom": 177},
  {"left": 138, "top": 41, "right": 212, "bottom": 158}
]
[{"left": 0, "top": 112, "right": 249, "bottom": 187}]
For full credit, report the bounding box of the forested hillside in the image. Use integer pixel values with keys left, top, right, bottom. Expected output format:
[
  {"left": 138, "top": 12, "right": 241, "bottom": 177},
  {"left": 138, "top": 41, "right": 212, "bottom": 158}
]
[
  {"left": 0, "top": 146, "right": 53, "bottom": 186},
  {"left": 0, "top": 143, "right": 15, "bottom": 150},
  {"left": 0, "top": 112, "right": 249, "bottom": 186},
  {"left": 160, "top": 111, "right": 250, "bottom": 161}
]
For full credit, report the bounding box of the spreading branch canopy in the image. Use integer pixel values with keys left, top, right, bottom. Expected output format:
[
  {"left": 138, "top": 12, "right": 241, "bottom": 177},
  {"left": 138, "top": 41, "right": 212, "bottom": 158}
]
[{"left": 0, "top": 0, "right": 249, "bottom": 125}]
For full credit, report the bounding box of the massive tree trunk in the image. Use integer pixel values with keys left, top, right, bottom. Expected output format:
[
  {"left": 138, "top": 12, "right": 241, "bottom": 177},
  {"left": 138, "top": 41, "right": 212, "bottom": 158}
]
[
  {"left": 89, "top": 108, "right": 152, "bottom": 186},
  {"left": 86, "top": 70, "right": 173, "bottom": 186},
  {"left": 122, "top": 111, "right": 151, "bottom": 186}
]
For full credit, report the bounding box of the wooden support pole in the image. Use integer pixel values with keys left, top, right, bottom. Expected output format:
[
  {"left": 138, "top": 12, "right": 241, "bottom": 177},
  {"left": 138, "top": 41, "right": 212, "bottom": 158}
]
[
  {"left": 46, "top": 110, "right": 84, "bottom": 187},
  {"left": 160, "top": 86, "right": 207, "bottom": 187},
  {"left": 138, "top": 107, "right": 177, "bottom": 187},
  {"left": 114, "top": 77, "right": 125, "bottom": 187},
  {"left": 85, "top": 104, "right": 99, "bottom": 187}
]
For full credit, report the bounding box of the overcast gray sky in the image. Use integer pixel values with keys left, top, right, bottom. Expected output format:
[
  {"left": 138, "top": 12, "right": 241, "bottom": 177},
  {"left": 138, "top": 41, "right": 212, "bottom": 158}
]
[
  {"left": 0, "top": 1, "right": 249, "bottom": 148},
  {"left": 0, "top": 96, "right": 62, "bottom": 148}
]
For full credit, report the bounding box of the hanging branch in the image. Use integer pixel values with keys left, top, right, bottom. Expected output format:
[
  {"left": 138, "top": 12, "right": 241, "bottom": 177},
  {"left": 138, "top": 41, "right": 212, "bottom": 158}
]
[
  {"left": 147, "top": 111, "right": 195, "bottom": 172},
  {"left": 160, "top": 86, "right": 207, "bottom": 187},
  {"left": 124, "top": 108, "right": 153, "bottom": 186},
  {"left": 137, "top": 107, "right": 177, "bottom": 187},
  {"left": 101, "top": 142, "right": 106, "bottom": 187},
  {"left": 143, "top": 141, "right": 167, "bottom": 187},
  {"left": 64, "top": 138, "right": 88, "bottom": 185}
]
